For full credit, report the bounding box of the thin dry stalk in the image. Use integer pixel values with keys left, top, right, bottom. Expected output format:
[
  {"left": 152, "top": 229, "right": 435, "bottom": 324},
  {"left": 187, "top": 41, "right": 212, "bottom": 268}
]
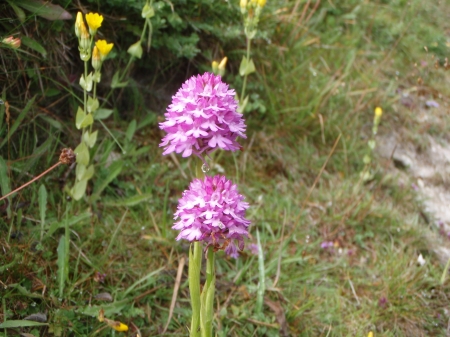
[
  {"left": 0, "top": 148, "right": 75, "bottom": 201},
  {"left": 162, "top": 256, "right": 186, "bottom": 334}
]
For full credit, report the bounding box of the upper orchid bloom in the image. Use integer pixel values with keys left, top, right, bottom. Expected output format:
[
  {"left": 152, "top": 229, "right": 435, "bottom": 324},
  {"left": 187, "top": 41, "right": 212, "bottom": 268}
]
[{"left": 159, "top": 72, "right": 246, "bottom": 158}]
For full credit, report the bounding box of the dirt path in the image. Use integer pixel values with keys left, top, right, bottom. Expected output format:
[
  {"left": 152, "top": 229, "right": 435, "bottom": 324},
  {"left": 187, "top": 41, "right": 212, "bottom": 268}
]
[{"left": 377, "top": 105, "right": 450, "bottom": 263}]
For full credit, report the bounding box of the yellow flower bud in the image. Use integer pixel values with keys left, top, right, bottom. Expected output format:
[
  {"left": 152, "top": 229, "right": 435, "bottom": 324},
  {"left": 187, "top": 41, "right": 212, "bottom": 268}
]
[
  {"left": 75, "top": 12, "right": 84, "bottom": 38},
  {"left": 85, "top": 12, "right": 103, "bottom": 34},
  {"left": 95, "top": 40, "right": 114, "bottom": 60},
  {"left": 212, "top": 61, "right": 219, "bottom": 74},
  {"left": 375, "top": 107, "right": 383, "bottom": 118},
  {"left": 92, "top": 46, "right": 101, "bottom": 71},
  {"left": 79, "top": 22, "right": 90, "bottom": 51},
  {"left": 257, "top": 0, "right": 266, "bottom": 7},
  {"left": 368, "top": 332, "right": 374, "bottom": 337},
  {"left": 218, "top": 56, "right": 227, "bottom": 76},
  {"left": 218, "top": 57, "right": 228, "bottom": 70}
]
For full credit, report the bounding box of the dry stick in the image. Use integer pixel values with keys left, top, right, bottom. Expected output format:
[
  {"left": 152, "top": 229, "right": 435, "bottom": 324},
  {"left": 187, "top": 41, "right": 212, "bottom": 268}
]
[
  {"left": 290, "top": 0, "right": 311, "bottom": 41},
  {"left": 304, "top": 0, "right": 321, "bottom": 25},
  {"left": 0, "top": 148, "right": 75, "bottom": 202},
  {"left": 162, "top": 256, "right": 186, "bottom": 334},
  {"left": 297, "top": 134, "right": 342, "bottom": 222}
]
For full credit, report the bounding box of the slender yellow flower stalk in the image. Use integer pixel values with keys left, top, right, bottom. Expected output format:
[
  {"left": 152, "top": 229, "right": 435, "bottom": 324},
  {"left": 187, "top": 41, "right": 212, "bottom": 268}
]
[
  {"left": 95, "top": 40, "right": 114, "bottom": 60},
  {"left": 85, "top": 12, "right": 103, "bottom": 34}
]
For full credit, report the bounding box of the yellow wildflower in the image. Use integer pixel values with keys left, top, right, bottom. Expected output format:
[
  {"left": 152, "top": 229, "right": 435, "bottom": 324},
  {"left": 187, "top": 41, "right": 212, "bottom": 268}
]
[
  {"left": 257, "top": 0, "right": 266, "bottom": 7},
  {"left": 368, "top": 332, "right": 374, "bottom": 337},
  {"left": 98, "top": 309, "right": 128, "bottom": 332},
  {"left": 240, "top": 0, "right": 247, "bottom": 9},
  {"left": 107, "top": 320, "right": 129, "bottom": 332},
  {"left": 85, "top": 12, "right": 103, "bottom": 34},
  {"left": 375, "top": 107, "right": 383, "bottom": 118},
  {"left": 95, "top": 40, "right": 114, "bottom": 60}
]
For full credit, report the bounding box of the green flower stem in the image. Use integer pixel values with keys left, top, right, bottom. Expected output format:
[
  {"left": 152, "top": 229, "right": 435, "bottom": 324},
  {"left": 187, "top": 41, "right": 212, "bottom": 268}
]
[
  {"left": 82, "top": 59, "right": 88, "bottom": 142},
  {"left": 189, "top": 241, "right": 202, "bottom": 337},
  {"left": 240, "top": 37, "right": 252, "bottom": 102},
  {"left": 200, "top": 246, "right": 215, "bottom": 337}
]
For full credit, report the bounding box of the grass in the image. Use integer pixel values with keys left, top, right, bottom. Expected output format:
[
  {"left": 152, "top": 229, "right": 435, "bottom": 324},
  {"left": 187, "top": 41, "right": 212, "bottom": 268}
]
[{"left": 2, "top": 0, "right": 450, "bottom": 336}]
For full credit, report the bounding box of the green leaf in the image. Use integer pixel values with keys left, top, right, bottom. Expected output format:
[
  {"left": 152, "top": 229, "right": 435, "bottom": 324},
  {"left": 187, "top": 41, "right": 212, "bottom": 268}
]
[
  {"left": 14, "top": 0, "right": 72, "bottom": 20},
  {"left": 126, "top": 120, "right": 137, "bottom": 142},
  {"left": 87, "top": 96, "right": 99, "bottom": 113},
  {"left": 6, "top": 0, "right": 26, "bottom": 22},
  {"left": 38, "top": 114, "right": 62, "bottom": 130},
  {"left": 237, "top": 95, "right": 249, "bottom": 113},
  {"left": 239, "top": 56, "right": 248, "bottom": 77},
  {"left": 127, "top": 41, "right": 143, "bottom": 59},
  {"left": 80, "top": 114, "right": 93, "bottom": 128},
  {"left": 57, "top": 235, "right": 68, "bottom": 297},
  {"left": 75, "top": 163, "right": 86, "bottom": 181},
  {"left": 21, "top": 36, "right": 47, "bottom": 58},
  {"left": 0, "top": 156, "right": 11, "bottom": 217},
  {"left": 74, "top": 142, "right": 89, "bottom": 166},
  {"left": 111, "top": 71, "right": 128, "bottom": 89},
  {"left": 0, "top": 320, "right": 48, "bottom": 328},
  {"left": 0, "top": 96, "right": 36, "bottom": 149},
  {"left": 239, "top": 56, "right": 256, "bottom": 76},
  {"left": 71, "top": 179, "right": 87, "bottom": 201},
  {"left": 92, "top": 161, "right": 124, "bottom": 199},
  {"left": 38, "top": 184, "right": 47, "bottom": 225},
  {"left": 83, "top": 130, "right": 98, "bottom": 148},
  {"left": 94, "top": 108, "right": 114, "bottom": 120},
  {"left": 142, "top": 3, "right": 155, "bottom": 18},
  {"left": 79, "top": 299, "right": 130, "bottom": 317},
  {"left": 45, "top": 212, "right": 91, "bottom": 239},
  {"left": 75, "top": 107, "right": 86, "bottom": 130},
  {"left": 102, "top": 193, "right": 153, "bottom": 207},
  {"left": 84, "top": 165, "right": 95, "bottom": 181}
]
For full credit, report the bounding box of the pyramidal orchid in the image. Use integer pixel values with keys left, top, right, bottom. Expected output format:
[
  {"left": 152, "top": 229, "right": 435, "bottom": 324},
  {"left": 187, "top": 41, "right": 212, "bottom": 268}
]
[{"left": 159, "top": 72, "right": 247, "bottom": 159}]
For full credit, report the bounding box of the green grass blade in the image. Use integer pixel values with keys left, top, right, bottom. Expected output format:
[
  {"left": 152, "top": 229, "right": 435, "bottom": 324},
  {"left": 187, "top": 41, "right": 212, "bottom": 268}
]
[
  {"left": 0, "top": 95, "right": 36, "bottom": 149},
  {"left": 57, "top": 235, "right": 68, "bottom": 297},
  {"left": 38, "top": 184, "right": 47, "bottom": 241},
  {"left": 0, "top": 320, "right": 48, "bottom": 328},
  {"left": 0, "top": 156, "right": 11, "bottom": 218},
  {"left": 255, "top": 229, "right": 265, "bottom": 315},
  {"left": 91, "top": 160, "right": 124, "bottom": 200}
]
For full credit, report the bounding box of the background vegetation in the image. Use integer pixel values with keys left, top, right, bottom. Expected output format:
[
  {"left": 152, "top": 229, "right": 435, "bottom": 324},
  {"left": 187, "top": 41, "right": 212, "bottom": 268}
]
[{"left": 1, "top": 0, "right": 450, "bottom": 336}]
